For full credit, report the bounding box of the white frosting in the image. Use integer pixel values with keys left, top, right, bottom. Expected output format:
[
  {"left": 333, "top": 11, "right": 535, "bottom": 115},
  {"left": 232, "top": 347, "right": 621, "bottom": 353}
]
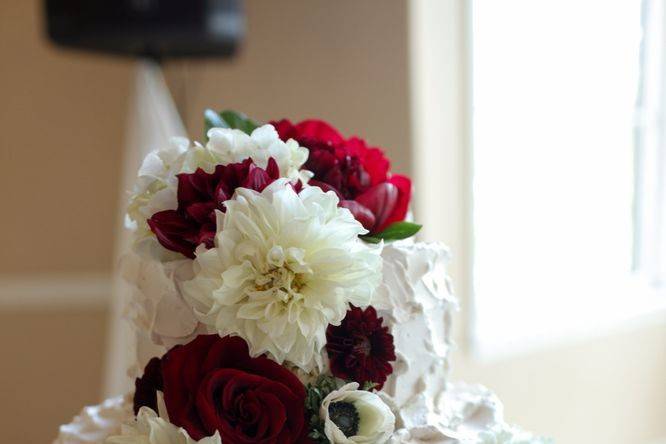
[
  {"left": 53, "top": 396, "right": 132, "bottom": 444},
  {"left": 389, "top": 384, "right": 551, "bottom": 443},
  {"left": 374, "top": 242, "right": 456, "bottom": 410}
]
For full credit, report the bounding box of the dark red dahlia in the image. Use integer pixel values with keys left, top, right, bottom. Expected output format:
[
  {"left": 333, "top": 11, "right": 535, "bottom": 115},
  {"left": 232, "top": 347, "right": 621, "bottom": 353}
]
[
  {"left": 271, "top": 119, "right": 411, "bottom": 235},
  {"left": 147, "top": 158, "right": 280, "bottom": 259},
  {"left": 326, "top": 305, "right": 396, "bottom": 390},
  {"left": 133, "top": 357, "right": 163, "bottom": 415}
]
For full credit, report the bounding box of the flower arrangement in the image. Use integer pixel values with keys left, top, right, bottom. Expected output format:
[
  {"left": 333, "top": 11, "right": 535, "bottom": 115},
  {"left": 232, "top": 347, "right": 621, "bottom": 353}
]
[{"left": 113, "top": 109, "right": 421, "bottom": 444}]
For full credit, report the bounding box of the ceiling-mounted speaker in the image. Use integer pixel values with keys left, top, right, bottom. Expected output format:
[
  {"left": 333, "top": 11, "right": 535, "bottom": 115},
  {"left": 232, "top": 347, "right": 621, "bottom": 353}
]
[{"left": 44, "top": 0, "right": 244, "bottom": 60}]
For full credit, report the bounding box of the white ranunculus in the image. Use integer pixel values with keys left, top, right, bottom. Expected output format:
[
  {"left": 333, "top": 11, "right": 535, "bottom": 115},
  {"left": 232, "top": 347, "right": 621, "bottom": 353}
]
[
  {"left": 320, "top": 383, "right": 395, "bottom": 444},
  {"left": 182, "top": 179, "right": 382, "bottom": 371},
  {"left": 126, "top": 125, "right": 310, "bottom": 261},
  {"left": 105, "top": 408, "right": 220, "bottom": 444}
]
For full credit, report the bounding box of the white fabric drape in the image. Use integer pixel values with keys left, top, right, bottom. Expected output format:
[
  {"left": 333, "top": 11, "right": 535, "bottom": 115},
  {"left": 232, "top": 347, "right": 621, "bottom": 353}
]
[{"left": 103, "top": 61, "right": 186, "bottom": 398}]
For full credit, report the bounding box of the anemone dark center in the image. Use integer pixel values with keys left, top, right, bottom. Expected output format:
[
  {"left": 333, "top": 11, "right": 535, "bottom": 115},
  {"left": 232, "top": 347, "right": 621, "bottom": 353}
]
[{"left": 328, "top": 401, "right": 360, "bottom": 437}]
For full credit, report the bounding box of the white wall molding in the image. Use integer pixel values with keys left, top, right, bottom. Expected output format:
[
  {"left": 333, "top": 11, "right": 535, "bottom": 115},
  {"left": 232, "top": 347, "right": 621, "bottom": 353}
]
[{"left": 0, "top": 273, "right": 111, "bottom": 310}]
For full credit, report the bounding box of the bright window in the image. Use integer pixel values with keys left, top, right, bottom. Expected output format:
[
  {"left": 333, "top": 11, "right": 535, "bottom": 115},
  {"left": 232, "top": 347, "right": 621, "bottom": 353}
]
[{"left": 472, "top": 0, "right": 665, "bottom": 350}]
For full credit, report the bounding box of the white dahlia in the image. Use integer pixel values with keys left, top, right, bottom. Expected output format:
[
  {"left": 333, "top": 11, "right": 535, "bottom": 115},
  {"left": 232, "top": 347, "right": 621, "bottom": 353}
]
[
  {"left": 105, "top": 408, "right": 220, "bottom": 444},
  {"left": 126, "top": 125, "right": 310, "bottom": 261},
  {"left": 182, "top": 179, "right": 382, "bottom": 371}
]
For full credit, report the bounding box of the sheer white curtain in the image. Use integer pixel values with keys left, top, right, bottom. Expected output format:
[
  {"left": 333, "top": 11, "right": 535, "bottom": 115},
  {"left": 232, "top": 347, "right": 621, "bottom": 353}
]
[{"left": 103, "top": 61, "right": 186, "bottom": 397}]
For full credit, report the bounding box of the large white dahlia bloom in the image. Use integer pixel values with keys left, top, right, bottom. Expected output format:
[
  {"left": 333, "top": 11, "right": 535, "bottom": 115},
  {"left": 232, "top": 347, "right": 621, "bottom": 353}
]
[
  {"left": 105, "top": 408, "right": 220, "bottom": 444},
  {"left": 182, "top": 179, "right": 383, "bottom": 371},
  {"left": 126, "top": 125, "right": 309, "bottom": 260}
]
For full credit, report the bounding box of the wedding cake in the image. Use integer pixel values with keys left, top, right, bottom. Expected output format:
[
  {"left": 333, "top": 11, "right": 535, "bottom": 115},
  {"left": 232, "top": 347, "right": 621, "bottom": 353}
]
[{"left": 54, "top": 112, "right": 550, "bottom": 444}]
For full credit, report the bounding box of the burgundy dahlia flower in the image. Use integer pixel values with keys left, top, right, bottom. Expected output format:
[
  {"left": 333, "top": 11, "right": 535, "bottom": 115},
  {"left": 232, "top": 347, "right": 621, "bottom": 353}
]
[
  {"left": 271, "top": 119, "right": 412, "bottom": 235},
  {"left": 326, "top": 305, "right": 396, "bottom": 390},
  {"left": 147, "top": 157, "right": 280, "bottom": 259}
]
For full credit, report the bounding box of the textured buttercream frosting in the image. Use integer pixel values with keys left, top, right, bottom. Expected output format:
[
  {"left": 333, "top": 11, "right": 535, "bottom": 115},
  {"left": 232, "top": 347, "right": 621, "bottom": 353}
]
[
  {"left": 388, "top": 383, "right": 551, "bottom": 443},
  {"left": 53, "top": 396, "right": 132, "bottom": 444},
  {"left": 375, "top": 242, "right": 456, "bottom": 410}
]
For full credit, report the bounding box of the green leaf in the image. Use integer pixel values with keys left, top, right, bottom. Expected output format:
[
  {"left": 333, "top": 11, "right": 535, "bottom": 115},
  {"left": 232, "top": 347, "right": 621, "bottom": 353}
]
[
  {"left": 361, "top": 221, "right": 422, "bottom": 243},
  {"left": 361, "top": 381, "right": 378, "bottom": 391},
  {"left": 304, "top": 375, "right": 340, "bottom": 442},
  {"left": 203, "top": 109, "right": 260, "bottom": 140},
  {"left": 360, "top": 236, "right": 382, "bottom": 244}
]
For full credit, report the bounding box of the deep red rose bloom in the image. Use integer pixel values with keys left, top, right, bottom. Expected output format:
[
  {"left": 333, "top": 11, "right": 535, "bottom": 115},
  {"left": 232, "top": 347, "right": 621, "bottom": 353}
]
[
  {"left": 159, "top": 334, "right": 307, "bottom": 443},
  {"left": 147, "top": 158, "right": 280, "bottom": 259},
  {"left": 271, "top": 119, "right": 411, "bottom": 234},
  {"left": 325, "top": 305, "right": 396, "bottom": 390},
  {"left": 133, "top": 357, "right": 163, "bottom": 415}
]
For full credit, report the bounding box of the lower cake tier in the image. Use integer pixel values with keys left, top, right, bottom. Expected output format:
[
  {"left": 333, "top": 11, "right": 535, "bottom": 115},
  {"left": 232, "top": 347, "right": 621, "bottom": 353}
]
[{"left": 53, "top": 383, "right": 548, "bottom": 444}]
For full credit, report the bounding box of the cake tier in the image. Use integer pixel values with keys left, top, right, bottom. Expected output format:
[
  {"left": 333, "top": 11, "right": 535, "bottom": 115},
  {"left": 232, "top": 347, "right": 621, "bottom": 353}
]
[
  {"left": 53, "top": 384, "right": 548, "bottom": 444},
  {"left": 375, "top": 242, "right": 455, "bottom": 411},
  {"left": 123, "top": 240, "right": 456, "bottom": 394}
]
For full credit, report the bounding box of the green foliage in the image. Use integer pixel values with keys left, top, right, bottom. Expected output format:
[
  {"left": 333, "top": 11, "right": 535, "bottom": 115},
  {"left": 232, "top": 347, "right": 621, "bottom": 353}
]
[
  {"left": 361, "top": 221, "right": 423, "bottom": 243},
  {"left": 361, "top": 380, "right": 378, "bottom": 391},
  {"left": 203, "top": 109, "right": 260, "bottom": 140},
  {"left": 304, "top": 375, "right": 339, "bottom": 444}
]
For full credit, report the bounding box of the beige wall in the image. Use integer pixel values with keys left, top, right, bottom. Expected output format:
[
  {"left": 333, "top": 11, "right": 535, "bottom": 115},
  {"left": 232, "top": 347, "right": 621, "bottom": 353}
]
[
  {"left": 1, "top": 309, "right": 108, "bottom": 442},
  {"left": 0, "top": 0, "right": 132, "bottom": 274},
  {"left": 0, "top": 1, "right": 664, "bottom": 443}
]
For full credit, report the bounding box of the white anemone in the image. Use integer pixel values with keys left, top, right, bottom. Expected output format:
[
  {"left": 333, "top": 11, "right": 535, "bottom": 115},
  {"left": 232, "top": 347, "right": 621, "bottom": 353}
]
[
  {"left": 182, "top": 179, "right": 382, "bottom": 371},
  {"left": 320, "top": 382, "right": 395, "bottom": 444},
  {"left": 126, "top": 125, "right": 310, "bottom": 261},
  {"left": 105, "top": 407, "right": 220, "bottom": 444}
]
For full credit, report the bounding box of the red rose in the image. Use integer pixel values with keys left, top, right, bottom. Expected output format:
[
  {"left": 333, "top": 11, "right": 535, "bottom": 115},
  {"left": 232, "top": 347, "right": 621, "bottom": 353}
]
[
  {"left": 145, "top": 334, "right": 307, "bottom": 443},
  {"left": 147, "top": 158, "right": 280, "bottom": 259},
  {"left": 271, "top": 119, "right": 411, "bottom": 234}
]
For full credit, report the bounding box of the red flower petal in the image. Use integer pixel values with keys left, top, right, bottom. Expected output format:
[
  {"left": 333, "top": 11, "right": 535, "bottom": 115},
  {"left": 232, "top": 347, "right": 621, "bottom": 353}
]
[
  {"left": 326, "top": 306, "right": 396, "bottom": 389},
  {"left": 270, "top": 119, "right": 297, "bottom": 141},
  {"left": 147, "top": 210, "right": 199, "bottom": 259},
  {"left": 355, "top": 183, "right": 399, "bottom": 234},
  {"left": 339, "top": 200, "right": 376, "bottom": 231},
  {"left": 158, "top": 334, "right": 307, "bottom": 442},
  {"left": 380, "top": 174, "right": 412, "bottom": 232},
  {"left": 133, "top": 357, "right": 163, "bottom": 415},
  {"left": 346, "top": 138, "right": 390, "bottom": 186},
  {"left": 148, "top": 159, "right": 283, "bottom": 259},
  {"left": 293, "top": 119, "right": 345, "bottom": 144},
  {"left": 271, "top": 118, "right": 412, "bottom": 232}
]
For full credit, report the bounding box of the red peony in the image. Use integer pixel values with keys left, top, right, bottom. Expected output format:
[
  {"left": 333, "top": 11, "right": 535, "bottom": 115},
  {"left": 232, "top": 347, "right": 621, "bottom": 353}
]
[
  {"left": 325, "top": 306, "right": 396, "bottom": 390},
  {"left": 143, "top": 334, "right": 308, "bottom": 443},
  {"left": 147, "top": 158, "right": 280, "bottom": 259},
  {"left": 271, "top": 119, "right": 411, "bottom": 234}
]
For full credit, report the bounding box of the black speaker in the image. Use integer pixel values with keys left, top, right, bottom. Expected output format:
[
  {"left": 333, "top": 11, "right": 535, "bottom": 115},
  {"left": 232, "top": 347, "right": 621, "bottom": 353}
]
[{"left": 44, "top": 0, "right": 244, "bottom": 60}]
